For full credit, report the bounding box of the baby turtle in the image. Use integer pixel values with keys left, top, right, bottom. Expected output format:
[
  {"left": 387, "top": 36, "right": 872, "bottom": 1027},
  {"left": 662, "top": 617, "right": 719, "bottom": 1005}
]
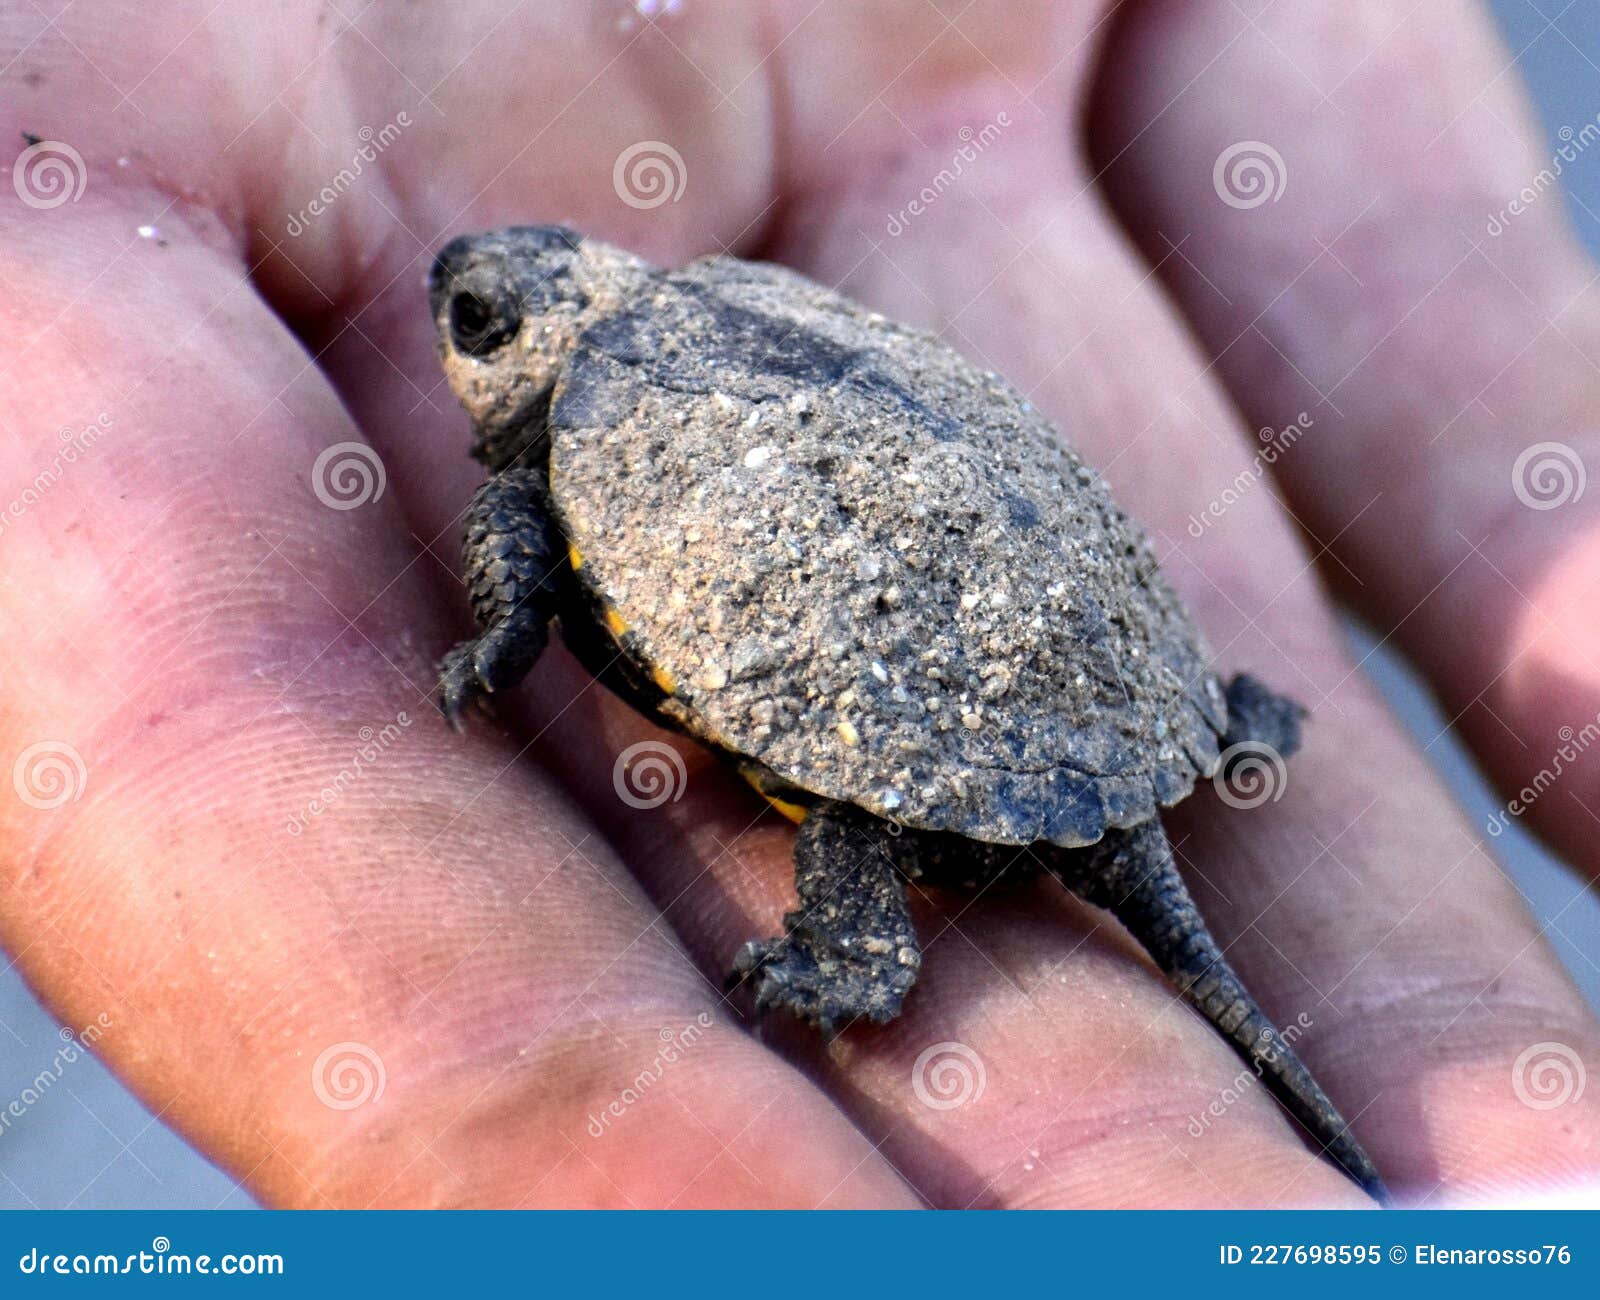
[{"left": 428, "top": 225, "right": 1387, "bottom": 1203}]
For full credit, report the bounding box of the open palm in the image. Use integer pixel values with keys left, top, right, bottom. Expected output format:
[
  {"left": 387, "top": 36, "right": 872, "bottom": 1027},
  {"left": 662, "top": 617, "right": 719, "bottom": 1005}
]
[{"left": 1, "top": 0, "right": 1597, "bottom": 1207}]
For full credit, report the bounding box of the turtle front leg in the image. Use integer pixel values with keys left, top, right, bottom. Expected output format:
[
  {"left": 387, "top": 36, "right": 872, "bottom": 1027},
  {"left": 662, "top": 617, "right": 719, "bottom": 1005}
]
[
  {"left": 733, "top": 802, "right": 922, "bottom": 1034},
  {"left": 437, "top": 468, "right": 562, "bottom": 728}
]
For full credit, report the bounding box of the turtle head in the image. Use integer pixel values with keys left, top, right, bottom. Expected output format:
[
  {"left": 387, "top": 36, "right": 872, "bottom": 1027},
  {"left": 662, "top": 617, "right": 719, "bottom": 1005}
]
[{"left": 428, "top": 224, "right": 593, "bottom": 470}]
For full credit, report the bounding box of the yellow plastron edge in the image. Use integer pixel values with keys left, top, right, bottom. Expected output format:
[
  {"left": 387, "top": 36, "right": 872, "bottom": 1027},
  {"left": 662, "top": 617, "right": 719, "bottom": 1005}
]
[
  {"left": 572, "top": 543, "right": 679, "bottom": 696},
  {"left": 741, "top": 772, "right": 808, "bottom": 824}
]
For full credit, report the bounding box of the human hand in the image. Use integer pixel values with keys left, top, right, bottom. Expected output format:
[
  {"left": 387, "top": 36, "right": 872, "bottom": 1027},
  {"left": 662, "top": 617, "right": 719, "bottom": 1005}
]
[{"left": 0, "top": 0, "right": 1595, "bottom": 1207}]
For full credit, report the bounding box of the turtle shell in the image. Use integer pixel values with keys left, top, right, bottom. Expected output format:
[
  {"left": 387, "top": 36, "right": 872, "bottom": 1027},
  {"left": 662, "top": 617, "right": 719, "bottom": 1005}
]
[{"left": 547, "top": 255, "right": 1227, "bottom": 846}]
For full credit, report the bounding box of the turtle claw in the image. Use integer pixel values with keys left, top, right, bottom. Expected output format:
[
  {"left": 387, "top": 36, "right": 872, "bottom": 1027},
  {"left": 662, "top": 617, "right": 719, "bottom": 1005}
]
[
  {"left": 437, "top": 619, "right": 547, "bottom": 730},
  {"left": 733, "top": 934, "right": 846, "bottom": 1034},
  {"left": 437, "top": 641, "right": 486, "bottom": 730},
  {"left": 733, "top": 932, "right": 917, "bottom": 1035}
]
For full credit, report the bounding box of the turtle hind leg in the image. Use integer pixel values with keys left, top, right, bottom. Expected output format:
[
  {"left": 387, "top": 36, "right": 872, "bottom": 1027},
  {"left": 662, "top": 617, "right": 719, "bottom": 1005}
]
[
  {"left": 1050, "top": 820, "right": 1390, "bottom": 1205},
  {"left": 732, "top": 801, "right": 921, "bottom": 1034},
  {"left": 437, "top": 468, "right": 562, "bottom": 728},
  {"left": 1221, "top": 673, "right": 1307, "bottom": 757}
]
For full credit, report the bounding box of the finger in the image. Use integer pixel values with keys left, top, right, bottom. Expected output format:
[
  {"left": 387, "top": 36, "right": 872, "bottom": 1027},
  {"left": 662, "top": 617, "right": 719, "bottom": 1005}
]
[
  {"left": 1090, "top": 0, "right": 1600, "bottom": 883},
  {"left": 0, "top": 194, "right": 914, "bottom": 1209}
]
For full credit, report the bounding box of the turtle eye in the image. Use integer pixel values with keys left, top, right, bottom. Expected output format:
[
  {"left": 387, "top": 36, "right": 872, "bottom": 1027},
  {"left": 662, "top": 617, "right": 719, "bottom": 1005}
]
[{"left": 449, "top": 291, "right": 518, "bottom": 357}]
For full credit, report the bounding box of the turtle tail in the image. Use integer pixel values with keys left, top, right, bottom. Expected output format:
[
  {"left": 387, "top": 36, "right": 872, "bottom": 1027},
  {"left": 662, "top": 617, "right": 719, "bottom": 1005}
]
[{"left": 1054, "top": 820, "right": 1390, "bottom": 1205}]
